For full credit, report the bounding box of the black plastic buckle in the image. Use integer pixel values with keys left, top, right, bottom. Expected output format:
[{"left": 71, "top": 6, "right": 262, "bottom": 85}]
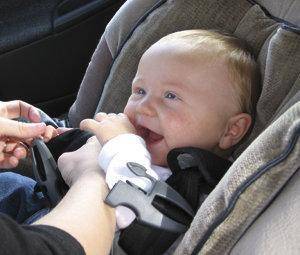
[
  {"left": 105, "top": 162, "right": 195, "bottom": 233},
  {"left": 30, "top": 139, "right": 68, "bottom": 208}
]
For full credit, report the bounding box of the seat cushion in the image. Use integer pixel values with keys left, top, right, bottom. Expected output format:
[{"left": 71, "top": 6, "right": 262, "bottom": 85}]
[{"left": 230, "top": 162, "right": 300, "bottom": 255}]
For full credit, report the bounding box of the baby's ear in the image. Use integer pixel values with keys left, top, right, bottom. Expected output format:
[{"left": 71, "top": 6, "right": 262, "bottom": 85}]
[{"left": 219, "top": 113, "right": 252, "bottom": 150}]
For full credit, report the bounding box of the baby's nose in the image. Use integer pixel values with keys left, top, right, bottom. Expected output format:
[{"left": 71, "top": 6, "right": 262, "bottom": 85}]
[{"left": 137, "top": 98, "right": 156, "bottom": 117}]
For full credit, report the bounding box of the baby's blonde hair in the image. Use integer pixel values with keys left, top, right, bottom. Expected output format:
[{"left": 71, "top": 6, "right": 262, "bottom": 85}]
[{"left": 159, "top": 30, "right": 260, "bottom": 115}]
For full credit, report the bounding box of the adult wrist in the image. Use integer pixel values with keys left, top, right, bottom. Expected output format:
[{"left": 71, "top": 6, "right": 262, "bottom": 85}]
[{"left": 73, "top": 171, "right": 109, "bottom": 199}]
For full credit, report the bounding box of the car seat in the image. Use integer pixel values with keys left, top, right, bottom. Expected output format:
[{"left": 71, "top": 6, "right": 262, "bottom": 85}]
[{"left": 68, "top": 0, "right": 300, "bottom": 254}]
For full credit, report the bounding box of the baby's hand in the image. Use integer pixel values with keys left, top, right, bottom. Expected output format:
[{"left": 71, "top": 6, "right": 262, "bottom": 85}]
[{"left": 80, "top": 112, "right": 136, "bottom": 145}]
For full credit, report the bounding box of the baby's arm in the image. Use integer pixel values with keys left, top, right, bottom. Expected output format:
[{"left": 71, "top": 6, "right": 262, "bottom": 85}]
[
  {"left": 99, "top": 133, "right": 157, "bottom": 229},
  {"left": 80, "top": 112, "right": 160, "bottom": 185},
  {"left": 80, "top": 113, "right": 169, "bottom": 229},
  {"left": 80, "top": 112, "right": 137, "bottom": 144}
]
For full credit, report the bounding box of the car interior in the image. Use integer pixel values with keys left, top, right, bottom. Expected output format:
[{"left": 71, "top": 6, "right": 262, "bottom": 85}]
[
  {"left": 1, "top": 0, "right": 300, "bottom": 254},
  {"left": 0, "top": 0, "right": 126, "bottom": 116}
]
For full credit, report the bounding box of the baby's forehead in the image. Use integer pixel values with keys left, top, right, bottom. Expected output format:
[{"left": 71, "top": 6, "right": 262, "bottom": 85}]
[
  {"left": 140, "top": 38, "right": 230, "bottom": 76},
  {"left": 144, "top": 38, "right": 223, "bottom": 65},
  {"left": 145, "top": 42, "right": 238, "bottom": 96}
]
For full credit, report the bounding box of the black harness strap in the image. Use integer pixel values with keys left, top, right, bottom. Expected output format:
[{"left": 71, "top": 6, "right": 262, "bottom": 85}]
[
  {"left": 46, "top": 129, "right": 93, "bottom": 161},
  {"left": 117, "top": 147, "right": 231, "bottom": 255}
]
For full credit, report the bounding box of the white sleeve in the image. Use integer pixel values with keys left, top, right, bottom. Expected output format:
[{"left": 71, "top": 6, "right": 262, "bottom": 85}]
[
  {"left": 98, "top": 133, "right": 159, "bottom": 192},
  {"left": 98, "top": 133, "right": 163, "bottom": 230}
]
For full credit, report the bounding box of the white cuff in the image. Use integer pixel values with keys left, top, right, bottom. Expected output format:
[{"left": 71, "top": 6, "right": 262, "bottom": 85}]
[
  {"left": 98, "top": 133, "right": 149, "bottom": 172},
  {"left": 98, "top": 133, "right": 159, "bottom": 190}
]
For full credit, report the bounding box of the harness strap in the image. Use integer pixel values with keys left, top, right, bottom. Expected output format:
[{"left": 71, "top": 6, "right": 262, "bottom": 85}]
[{"left": 117, "top": 147, "right": 231, "bottom": 255}]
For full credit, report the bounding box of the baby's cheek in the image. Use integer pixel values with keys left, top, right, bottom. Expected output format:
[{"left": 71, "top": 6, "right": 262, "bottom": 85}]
[{"left": 123, "top": 102, "right": 135, "bottom": 119}]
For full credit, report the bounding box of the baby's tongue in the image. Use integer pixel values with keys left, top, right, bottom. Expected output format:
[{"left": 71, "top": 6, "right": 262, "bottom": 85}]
[{"left": 147, "top": 130, "right": 163, "bottom": 143}]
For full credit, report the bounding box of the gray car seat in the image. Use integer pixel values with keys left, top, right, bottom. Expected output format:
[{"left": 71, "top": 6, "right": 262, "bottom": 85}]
[{"left": 68, "top": 0, "right": 300, "bottom": 254}]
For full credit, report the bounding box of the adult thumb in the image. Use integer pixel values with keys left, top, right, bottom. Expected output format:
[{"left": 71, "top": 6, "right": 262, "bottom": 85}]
[{"left": 0, "top": 118, "right": 46, "bottom": 139}]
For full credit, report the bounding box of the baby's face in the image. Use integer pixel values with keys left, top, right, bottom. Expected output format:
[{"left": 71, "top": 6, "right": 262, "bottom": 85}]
[{"left": 124, "top": 40, "right": 240, "bottom": 166}]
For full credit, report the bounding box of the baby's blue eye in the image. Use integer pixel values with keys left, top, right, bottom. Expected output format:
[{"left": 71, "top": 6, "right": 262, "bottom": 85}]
[
  {"left": 134, "top": 88, "right": 146, "bottom": 95},
  {"left": 164, "top": 92, "right": 178, "bottom": 100}
]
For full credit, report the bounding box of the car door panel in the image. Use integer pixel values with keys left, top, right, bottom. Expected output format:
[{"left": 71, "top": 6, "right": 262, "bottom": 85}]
[{"left": 0, "top": 0, "right": 125, "bottom": 116}]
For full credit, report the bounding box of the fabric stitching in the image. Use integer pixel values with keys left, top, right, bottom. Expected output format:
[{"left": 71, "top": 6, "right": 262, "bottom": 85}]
[
  {"left": 246, "top": 0, "right": 299, "bottom": 31},
  {"left": 192, "top": 125, "right": 300, "bottom": 254},
  {"left": 112, "top": 0, "right": 167, "bottom": 62}
]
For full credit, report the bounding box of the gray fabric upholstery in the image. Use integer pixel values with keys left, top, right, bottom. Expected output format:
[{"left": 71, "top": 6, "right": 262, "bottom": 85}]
[
  {"left": 104, "top": 0, "right": 160, "bottom": 58},
  {"left": 234, "top": 4, "right": 278, "bottom": 58},
  {"left": 234, "top": 25, "right": 300, "bottom": 156},
  {"left": 256, "top": 0, "right": 300, "bottom": 26},
  {"left": 175, "top": 101, "right": 300, "bottom": 254},
  {"left": 230, "top": 167, "right": 300, "bottom": 255},
  {"left": 275, "top": 90, "right": 300, "bottom": 120},
  {"left": 68, "top": 36, "right": 113, "bottom": 126},
  {"left": 68, "top": 0, "right": 160, "bottom": 126}
]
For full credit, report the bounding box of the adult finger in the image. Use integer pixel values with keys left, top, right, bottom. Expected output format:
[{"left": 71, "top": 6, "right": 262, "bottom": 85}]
[
  {"left": 0, "top": 155, "right": 19, "bottom": 169},
  {"left": 13, "top": 146, "right": 27, "bottom": 159},
  {"left": 0, "top": 118, "right": 46, "bottom": 139},
  {"left": 24, "top": 138, "right": 34, "bottom": 146},
  {"left": 43, "top": 125, "right": 58, "bottom": 142},
  {"left": 0, "top": 140, "right": 6, "bottom": 153},
  {"left": 2, "top": 141, "right": 27, "bottom": 159},
  {"left": 57, "top": 127, "right": 72, "bottom": 135},
  {"left": 4, "top": 141, "right": 18, "bottom": 153},
  {"left": 1, "top": 100, "right": 41, "bottom": 122}
]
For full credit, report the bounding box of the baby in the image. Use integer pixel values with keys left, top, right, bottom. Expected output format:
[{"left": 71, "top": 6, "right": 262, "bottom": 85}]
[
  {"left": 0, "top": 29, "right": 259, "bottom": 232},
  {"left": 78, "top": 29, "right": 259, "bottom": 228}
]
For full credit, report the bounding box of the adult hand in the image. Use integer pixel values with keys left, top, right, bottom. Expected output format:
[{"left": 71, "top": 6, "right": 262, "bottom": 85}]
[
  {"left": 0, "top": 100, "right": 46, "bottom": 168},
  {"left": 58, "top": 136, "right": 103, "bottom": 186},
  {"left": 36, "top": 135, "right": 115, "bottom": 255},
  {"left": 80, "top": 112, "right": 136, "bottom": 145}
]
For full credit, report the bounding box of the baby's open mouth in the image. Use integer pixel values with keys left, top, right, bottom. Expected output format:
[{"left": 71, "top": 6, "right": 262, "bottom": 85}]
[{"left": 136, "top": 125, "right": 164, "bottom": 145}]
